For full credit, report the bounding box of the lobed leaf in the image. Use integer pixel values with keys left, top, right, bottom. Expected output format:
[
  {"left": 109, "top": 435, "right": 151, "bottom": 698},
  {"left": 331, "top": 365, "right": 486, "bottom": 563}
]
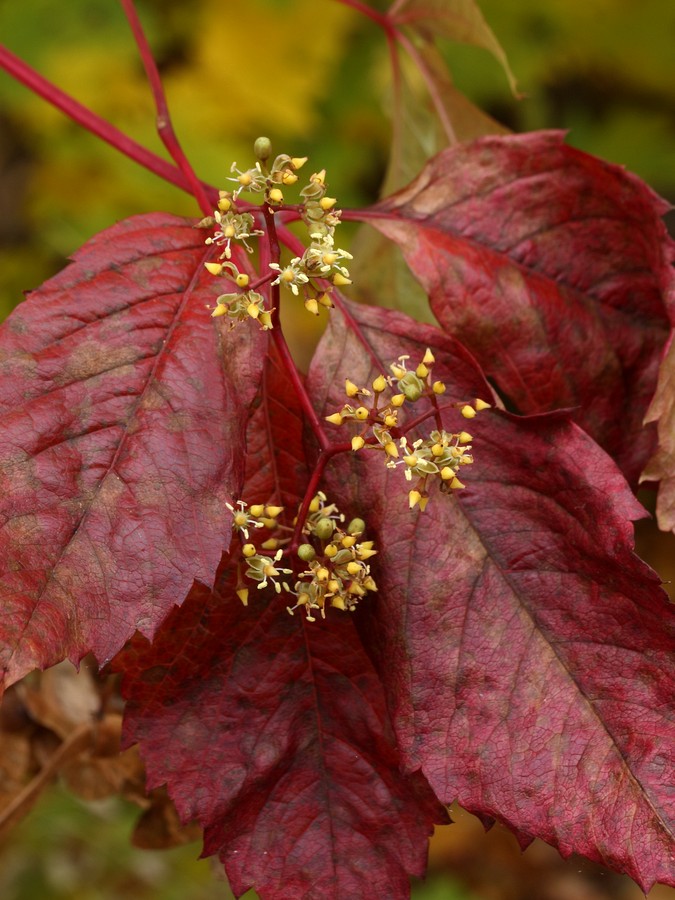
[
  {"left": 116, "top": 573, "right": 446, "bottom": 900},
  {"left": 365, "top": 131, "right": 675, "bottom": 485},
  {"left": 309, "top": 298, "right": 675, "bottom": 890},
  {"left": 389, "top": 0, "right": 518, "bottom": 96},
  {"left": 0, "top": 213, "right": 265, "bottom": 687}
]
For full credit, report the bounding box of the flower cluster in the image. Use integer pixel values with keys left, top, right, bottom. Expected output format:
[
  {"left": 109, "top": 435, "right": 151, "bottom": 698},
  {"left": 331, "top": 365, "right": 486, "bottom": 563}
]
[
  {"left": 227, "top": 495, "right": 377, "bottom": 622},
  {"left": 288, "top": 493, "right": 377, "bottom": 622},
  {"left": 202, "top": 139, "right": 352, "bottom": 324},
  {"left": 266, "top": 164, "right": 352, "bottom": 314},
  {"left": 325, "top": 348, "right": 491, "bottom": 510}
]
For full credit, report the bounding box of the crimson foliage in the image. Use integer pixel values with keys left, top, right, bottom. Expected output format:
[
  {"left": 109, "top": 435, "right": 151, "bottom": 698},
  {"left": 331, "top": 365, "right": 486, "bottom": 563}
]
[{"left": 0, "top": 6, "right": 674, "bottom": 900}]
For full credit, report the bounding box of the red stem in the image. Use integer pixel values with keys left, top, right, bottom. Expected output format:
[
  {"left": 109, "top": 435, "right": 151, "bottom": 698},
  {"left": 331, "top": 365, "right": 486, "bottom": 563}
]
[
  {"left": 332, "top": 0, "right": 392, "bottom": 31},
  {"left": 119, "top": 0, "right": 212, "bottom": 216},
  {"left": 0, "top": 43, "right": 217, "bottom": 202},
  {"left": 261, "top": 207, "right": 331, "bottom": 452}
]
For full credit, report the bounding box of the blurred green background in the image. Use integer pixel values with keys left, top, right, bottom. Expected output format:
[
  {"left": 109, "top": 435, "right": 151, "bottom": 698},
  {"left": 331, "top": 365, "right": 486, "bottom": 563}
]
[{"left": 1, "top": 1, "right": 674, "bottom": 898}]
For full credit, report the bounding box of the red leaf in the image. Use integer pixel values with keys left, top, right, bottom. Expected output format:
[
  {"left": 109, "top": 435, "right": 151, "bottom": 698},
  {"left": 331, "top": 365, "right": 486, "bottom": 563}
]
[
  {"left": 115, "top": 573, "right": 447, "bottom": 900},
  {"left": 366, "top": 131, "right": 674, "bottom": 484},
  {"left": 309, "top": 299, "right": 675, "bottom": 890},
  {"left": 0, "top": 213, "right": 265, "bottom": 686},
  {"left": 243, "top": 342, "right": 308, "bottom": 511}
]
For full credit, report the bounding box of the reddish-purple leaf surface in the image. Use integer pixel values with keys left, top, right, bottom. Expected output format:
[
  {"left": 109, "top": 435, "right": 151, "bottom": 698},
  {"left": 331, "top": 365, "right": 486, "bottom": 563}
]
[
  {"left": 242, "top": 342, "right": 308, "bottom": 511},
  {"left": 114, "top": 355, "right": 446, "bottom": 899},
  {"left": 0, "top": 213, "right": 265, "bottom": 687},
  {"left": 116, "top": 576, "right": 447, "bottom": 900},
  {"left": 309, "top": 299, "right": 675, "bottom": 890},
  {"left": 366, "top": 131, "right": 675, "bottom": 485}
]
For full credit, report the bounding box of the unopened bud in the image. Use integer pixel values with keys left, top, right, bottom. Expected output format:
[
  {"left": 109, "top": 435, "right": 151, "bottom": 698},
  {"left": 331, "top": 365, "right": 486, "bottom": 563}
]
[
  {"left": 297, "top": 544, "right": 316, "bottom": 562},
  {"left": 346, "top": 517, "right": 366, "bottom": 535},
  {"left": 204, "top": 262, "right": 223, "bottom": 276},
  {"left": 254, "top": 136, "right": 272, "bottom": 161},
  {"left": 351, "top": 435, "right": 365, "bottom": 451},
  {"left": 461, "top": 405, "right": 476, "bottom": 419},
  {"left": 315, "top": 517, "right": 335, "bottom": 541},
  {"left": 332, "top": 273, "right": 352, "bottom": 286}
]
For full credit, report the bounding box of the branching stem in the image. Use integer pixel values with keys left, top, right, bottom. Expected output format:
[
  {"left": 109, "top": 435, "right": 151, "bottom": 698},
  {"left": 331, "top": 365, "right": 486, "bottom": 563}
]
[
  {"left": 119, "top": 0, "right": 212, "bottom": 215},
  {"left": 0, "top": 43, "right": 217, "bottom": 201}
]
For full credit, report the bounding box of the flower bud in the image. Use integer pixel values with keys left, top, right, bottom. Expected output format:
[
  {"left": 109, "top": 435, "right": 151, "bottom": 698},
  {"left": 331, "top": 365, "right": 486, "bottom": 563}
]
[
  {"left": 297, "top": 544, "right": 316, "bottom": 562},
  {"left": 475, "top": 398, "right": 491, "bottom": 411},
  {"left": 461, "top": 405, "right": 476, "bottom": 419},
  {"left": 254, "top": 136, "right": 272, "bottom": 161},
  {"left": 346, "top": 517, "right": 366, "bottom": 535},
  {"left": 315, "top": 517, "right": 335, "bottom": 540},
  {"left": 332, "top": 272, "right": 352, "bottom": 286}
]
